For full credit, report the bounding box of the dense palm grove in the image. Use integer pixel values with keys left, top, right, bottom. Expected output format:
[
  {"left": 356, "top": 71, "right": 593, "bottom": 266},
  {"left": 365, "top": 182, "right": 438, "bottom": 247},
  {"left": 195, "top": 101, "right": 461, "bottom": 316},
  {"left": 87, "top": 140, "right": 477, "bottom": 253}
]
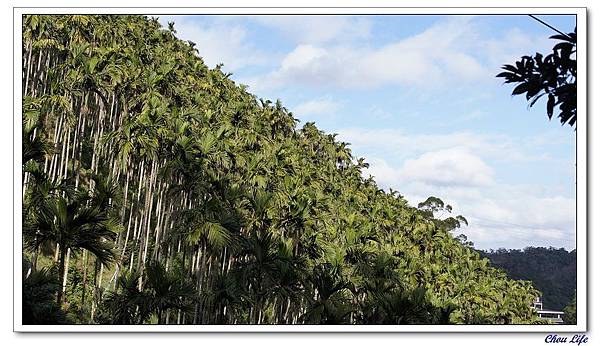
[{"left": 22, "top": 15, "right": 541, "bottom": 325}]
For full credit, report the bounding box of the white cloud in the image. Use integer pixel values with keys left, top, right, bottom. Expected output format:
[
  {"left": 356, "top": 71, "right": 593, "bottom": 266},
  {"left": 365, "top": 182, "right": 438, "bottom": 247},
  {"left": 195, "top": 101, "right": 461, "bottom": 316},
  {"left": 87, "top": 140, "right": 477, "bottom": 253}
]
[
  {"left": 365, "top": 164, "right": 574, "bottom": 250},
  {"left": 400, "top": 148, "right": 494, "bottom": 187},
  {"left": 293, "top": 97, "right": 341, "bottom": 117},
  {"left": 240, "top": 16, "right": 558, "bottom": 94},
  {"left": 281, "top": 45, "right": 326, "bottom": 70},
  {"left": 363, "top": 150, "right": 493, "bottom": 198},
  {"left": 475, "top": 191, "right": 575, "bottom": 231},
  {"left": 363, "top": 105, "right": 395, "bottom": 120},
  {"left": 369, "top": 160, "right": 576, "bottom": 250},
  {"left": 162, "top": 15, "right": 557, "bottom": 94},
  {"left": 348, "top": 128, "right": 575, "bottom": 250},
  {"left": 459, "top": 192, "right": 575, "bottom": 250},
  {"left": 484, "top": 27, "right": 556, "bottom": 72},
  {"left": 251, "top": 16, "right": 490, "bottom": 91},
  {"left": 336, "top": 128, "right": 553, "bottom": 164},
  {"left": 458, "top": 110, "right": 485, "bottom": 122},
  {"left": 159, "top": 16, "right": 273, "bottom": 72},
  {"left": 252, "top": 16, "right": 371, "bottom": 44},
  {"left": 362, "top": 157, "right": 401, "bottom": 189}
]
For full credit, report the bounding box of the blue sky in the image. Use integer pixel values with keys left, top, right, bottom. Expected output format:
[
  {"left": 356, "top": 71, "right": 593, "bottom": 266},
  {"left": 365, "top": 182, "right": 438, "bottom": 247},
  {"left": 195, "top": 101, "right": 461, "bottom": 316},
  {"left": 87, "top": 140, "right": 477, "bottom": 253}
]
[{"left": 159, "top": 14, "right": 576, "bottom": 250}]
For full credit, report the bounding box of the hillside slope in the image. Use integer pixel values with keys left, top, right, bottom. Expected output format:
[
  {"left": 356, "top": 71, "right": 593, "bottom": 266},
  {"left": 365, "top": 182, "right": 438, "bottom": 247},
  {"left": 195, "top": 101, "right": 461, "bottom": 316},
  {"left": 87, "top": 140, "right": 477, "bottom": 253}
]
[
  {"left": 22, "top": 15, "right": 539, "bottom": 325},
  {"left": 479, "top": 247, "right": 576, "bottom": 311}
]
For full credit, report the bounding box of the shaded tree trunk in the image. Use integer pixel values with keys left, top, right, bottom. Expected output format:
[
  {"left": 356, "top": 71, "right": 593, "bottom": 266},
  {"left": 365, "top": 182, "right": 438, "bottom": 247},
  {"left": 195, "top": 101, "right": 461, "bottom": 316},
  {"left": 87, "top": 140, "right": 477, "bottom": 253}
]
[{"left": 56, "top": 244, "right": 67, "bottom": 305}]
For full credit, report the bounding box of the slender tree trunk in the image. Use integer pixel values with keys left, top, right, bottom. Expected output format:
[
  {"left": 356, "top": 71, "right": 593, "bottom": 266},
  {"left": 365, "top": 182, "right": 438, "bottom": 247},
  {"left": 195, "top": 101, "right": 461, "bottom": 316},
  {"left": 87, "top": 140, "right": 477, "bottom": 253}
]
[
  {"left": 56, "top": 244, "right": 67, "bottom": 305},
  {"left": 31, "top": 244, "right": 39, "bottom": 271},
  {"left": 81, "top": 250, "right": 88, "bottom": 308},
  {"left": 90, "top": 259, "right": 101, "bottom": 322},
  {"left": 61, "top": 248, "right": 71, "bottom": 301},
  {"left": 157, "top": 308, "right": 164, "bottom": 325}
]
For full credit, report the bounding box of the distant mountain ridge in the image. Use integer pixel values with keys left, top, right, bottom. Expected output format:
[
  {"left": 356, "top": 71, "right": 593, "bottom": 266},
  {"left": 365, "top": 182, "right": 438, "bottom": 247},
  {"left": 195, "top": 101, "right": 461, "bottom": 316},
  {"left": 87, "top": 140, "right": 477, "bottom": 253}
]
[{"left": 478, "top": 247, "right": 576, "bottom": 310}]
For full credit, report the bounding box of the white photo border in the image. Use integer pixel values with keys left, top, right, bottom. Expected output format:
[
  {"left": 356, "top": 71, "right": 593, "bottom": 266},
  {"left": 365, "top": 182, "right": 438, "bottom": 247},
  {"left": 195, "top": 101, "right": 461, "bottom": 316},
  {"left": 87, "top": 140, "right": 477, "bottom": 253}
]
[{"left": 12, "top": 6, "right": 587, "bottom": 333}]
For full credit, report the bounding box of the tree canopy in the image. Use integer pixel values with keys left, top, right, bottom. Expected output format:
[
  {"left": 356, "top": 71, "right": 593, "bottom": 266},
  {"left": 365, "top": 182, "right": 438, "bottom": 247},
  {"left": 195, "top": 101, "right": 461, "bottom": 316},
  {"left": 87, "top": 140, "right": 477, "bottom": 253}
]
[
  {"left": 22, "top": 15, "right": 542, "bottom": 325},
  {"left": 497, "top": 26, "right": 577, "bottom": 127}
]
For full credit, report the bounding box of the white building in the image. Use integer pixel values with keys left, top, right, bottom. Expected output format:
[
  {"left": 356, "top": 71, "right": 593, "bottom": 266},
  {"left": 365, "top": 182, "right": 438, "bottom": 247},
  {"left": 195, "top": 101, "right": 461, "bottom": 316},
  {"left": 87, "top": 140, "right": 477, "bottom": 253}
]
[{"left": 532, "top": 297, "right": 564, "bottom": 324}]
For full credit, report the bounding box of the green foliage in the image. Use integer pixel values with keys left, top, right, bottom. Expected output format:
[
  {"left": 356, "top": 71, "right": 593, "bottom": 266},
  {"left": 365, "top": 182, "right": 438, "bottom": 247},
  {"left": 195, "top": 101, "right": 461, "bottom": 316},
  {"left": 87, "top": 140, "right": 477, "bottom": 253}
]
[
  {"left": 99, "top": 261, "right": 195, "bottom": 324},
  {"left": 563, "top": 290, "right": 576, "bottom": 324},
  {"left": 22, "top": 263, "right": 67, "bottom": 324},
  {"left": 98, "top": 270, "right": 151, "bottom": 324},
  {"left": 497, "top": 29, "right": 576, "bottom": 127},
  {"left": 21, "top": 14, "right": 541, "bottom": 325}
]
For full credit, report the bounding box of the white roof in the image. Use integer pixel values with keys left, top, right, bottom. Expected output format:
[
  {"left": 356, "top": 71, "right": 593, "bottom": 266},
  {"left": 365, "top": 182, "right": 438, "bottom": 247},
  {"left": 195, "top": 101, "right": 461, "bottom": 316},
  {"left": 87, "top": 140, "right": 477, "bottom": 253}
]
[{"left": 537, "top": 310, "right": 564, "bottom": 315}]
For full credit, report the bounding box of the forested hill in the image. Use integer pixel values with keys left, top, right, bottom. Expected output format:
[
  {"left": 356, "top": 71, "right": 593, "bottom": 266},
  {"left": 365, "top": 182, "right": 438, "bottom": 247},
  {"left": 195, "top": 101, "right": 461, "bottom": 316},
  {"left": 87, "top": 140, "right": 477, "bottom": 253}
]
[
  {"left": 22, "top": 15, "right": 539, "bottom": 325},
  {"left": 478, "top": 247, "right": 576, "bottom": 311}
]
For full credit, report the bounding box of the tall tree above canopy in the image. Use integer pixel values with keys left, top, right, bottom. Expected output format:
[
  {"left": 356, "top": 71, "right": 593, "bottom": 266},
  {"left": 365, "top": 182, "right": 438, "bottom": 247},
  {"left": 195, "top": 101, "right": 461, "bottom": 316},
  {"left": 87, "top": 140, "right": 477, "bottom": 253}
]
[{"left": 497, "top": 23, "right": 576, "bottom": 128}]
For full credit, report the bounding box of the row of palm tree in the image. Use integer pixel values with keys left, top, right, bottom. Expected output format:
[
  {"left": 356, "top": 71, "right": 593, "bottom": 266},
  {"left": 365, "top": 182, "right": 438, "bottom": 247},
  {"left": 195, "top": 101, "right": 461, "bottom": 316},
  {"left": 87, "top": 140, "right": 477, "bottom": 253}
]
[{"left": 22, "top": 14, "right": 540, "bottom": 325}]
